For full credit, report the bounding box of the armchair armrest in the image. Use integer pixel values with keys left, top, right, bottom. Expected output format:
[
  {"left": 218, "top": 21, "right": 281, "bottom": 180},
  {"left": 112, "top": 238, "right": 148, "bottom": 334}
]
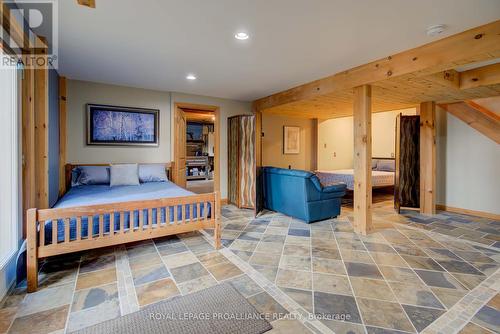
[
  {"left": 310, "top": 175, "right": 347, "bottom": 193},
  {"left": 322, "top": 183, "right": 347, "bottom": 193}
]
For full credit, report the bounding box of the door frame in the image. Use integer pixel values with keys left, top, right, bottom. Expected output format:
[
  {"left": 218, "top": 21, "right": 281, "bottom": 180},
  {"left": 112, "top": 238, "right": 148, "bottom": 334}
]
[
  {"left": 173, "top": 102, "right": 220, "bottom": 195},
  {"left": 173, "top": 106, "right": 187, "bottom": 187}
]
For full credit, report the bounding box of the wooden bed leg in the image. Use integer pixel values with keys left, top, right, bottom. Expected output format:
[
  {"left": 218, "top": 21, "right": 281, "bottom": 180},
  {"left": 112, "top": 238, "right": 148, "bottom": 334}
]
[
  {"left": 27, "top": 208, "right": 38, "bottom": 293},
  {"left": 214, "top": 191, "right": 221, "bottom": 249}
]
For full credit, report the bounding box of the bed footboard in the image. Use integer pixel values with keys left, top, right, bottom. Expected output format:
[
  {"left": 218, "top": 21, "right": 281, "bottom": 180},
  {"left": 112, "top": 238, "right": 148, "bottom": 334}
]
[{"left": 27, "top": 192, "right": 220, "bottom": 292}]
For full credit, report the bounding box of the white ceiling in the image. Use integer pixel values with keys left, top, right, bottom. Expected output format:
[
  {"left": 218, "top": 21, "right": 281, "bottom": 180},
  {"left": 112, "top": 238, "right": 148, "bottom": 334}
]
[{"left": 58, "top": 0, "right": 500, "bottom": 102}]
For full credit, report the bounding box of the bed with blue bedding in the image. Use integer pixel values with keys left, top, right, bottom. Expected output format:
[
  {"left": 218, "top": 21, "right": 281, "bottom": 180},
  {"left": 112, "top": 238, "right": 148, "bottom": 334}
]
[
  {"left": 26, "top": 162, "right": 220, "bottom": 293},
  {"left": 44, "top": 181, "right": 211, "bottom": 244}
]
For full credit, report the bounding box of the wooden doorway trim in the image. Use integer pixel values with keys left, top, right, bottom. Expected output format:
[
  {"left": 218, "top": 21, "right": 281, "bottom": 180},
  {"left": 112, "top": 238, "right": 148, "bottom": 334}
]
[
  {"left": 173, "top": 102, "right": 220, "bottom": 195},
  {"left": 173, "top": 106, "right": 187, "bottom": 187}
]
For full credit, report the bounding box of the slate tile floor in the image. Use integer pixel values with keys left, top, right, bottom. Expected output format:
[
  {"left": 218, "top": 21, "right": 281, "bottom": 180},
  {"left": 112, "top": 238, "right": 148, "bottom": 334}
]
[
  {"left": 1, "top": 229, "right": 305, "bottom": 334},
  {"left": 459, "top": 293, "right": 500, "bottom": 334},
  {"left": 1, "top": 201, "right": 499, "bottom": 334},
  {"left": 384, "top": 207, "right": 500, "bottom": 249},
  {"left": 220, "top": 202, "right": 500, "bottom": 334}
]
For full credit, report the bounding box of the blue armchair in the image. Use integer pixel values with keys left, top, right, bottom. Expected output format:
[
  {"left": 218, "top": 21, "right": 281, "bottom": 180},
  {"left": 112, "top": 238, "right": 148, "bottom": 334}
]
[{"left": 262, "top": 167, "right": 346, "bottom": 223}]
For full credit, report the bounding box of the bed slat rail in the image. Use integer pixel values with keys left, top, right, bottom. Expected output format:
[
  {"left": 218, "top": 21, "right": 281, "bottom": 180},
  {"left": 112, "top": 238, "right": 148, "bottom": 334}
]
[
  {"left": 27, "top": 192, "right": 220, "bottom": 293},
  {"left": 37, "top": 194, "right": 210, "bottom": 221}
]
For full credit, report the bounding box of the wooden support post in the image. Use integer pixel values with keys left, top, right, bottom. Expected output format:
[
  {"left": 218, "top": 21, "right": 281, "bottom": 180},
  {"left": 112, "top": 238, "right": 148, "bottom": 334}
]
[
  {"left": 353, "top": 85, "right": 373, "bottom": 235},
  {"left": 311, "top": 118, "right": 318, "bottom": 171},
  {"left": 34, "top": 38, "right": 49, "bottom": 209},
  {"left": 214, "top": 191, "right": 221, "bottom": 249},
  {"left": 22, "top": 59, "right": 35, "bottom": 238},
  {"left": 58, "top": 76, "right": 67, "bottom": 197},
  {"left": 419, "top": 101, "right": 436, "bottom": 215},
  {"left": 26, "top": 208, "right": 38, "bottom": 292}
]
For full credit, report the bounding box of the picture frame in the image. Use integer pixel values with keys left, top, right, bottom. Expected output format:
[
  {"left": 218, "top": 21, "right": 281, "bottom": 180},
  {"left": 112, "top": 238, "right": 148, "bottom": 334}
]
[
  {"left": 283, "top": 126, "right": 300, "bottom": 154},
  {"left": 86, "top": 104, "right": 159, "bottom": 146}
]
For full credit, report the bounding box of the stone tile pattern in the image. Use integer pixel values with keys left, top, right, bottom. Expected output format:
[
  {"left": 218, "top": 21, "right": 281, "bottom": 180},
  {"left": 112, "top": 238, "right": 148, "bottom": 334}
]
[
  {"left": 1, "top": 203, "right": 499, "bottom": 334},
  {"left": 0, "top": 212, "right": 311, "bottom": 333},
  {"left": 424, "top": 272, "right": 500, "bottom": 334},
  {"left": 398, "top": 208, "right": 500, "bottom": 249},
  {"left": 219, "top": 203, "right": 500, "bottom": 334}
]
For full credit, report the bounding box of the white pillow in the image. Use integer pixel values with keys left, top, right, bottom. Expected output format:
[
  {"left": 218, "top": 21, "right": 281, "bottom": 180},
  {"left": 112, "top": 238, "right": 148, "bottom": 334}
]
[{"left": 110, "top": 164, "right": 140, "bottom": 187}]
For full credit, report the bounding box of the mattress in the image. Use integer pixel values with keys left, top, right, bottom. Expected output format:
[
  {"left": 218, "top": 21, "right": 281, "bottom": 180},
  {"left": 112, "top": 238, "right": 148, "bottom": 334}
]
[
  {"left": 44, "top": 181, "right": 211, "bottom": 244},
  {"left": 315, "top": 169, "right": 394, "bottom": 190}
]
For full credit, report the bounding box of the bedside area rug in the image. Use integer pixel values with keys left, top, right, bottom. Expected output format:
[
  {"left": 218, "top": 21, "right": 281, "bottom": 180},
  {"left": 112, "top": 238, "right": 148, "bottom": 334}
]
[{"left": 73, "top": 283, "right": 272, "bottom": 334}]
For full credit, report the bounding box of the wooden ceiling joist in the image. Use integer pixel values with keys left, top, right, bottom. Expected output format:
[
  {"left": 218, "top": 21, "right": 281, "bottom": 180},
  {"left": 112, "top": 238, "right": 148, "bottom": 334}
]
[
  {"left": 253, "top": 20, "right": 500, "bottom": 117},
  {"left": 425, "top": 70, "right": 460, "bottom": 90},
  {"left": 77, "top": 0, "right": 96, "bottom": 9},
  {"left": 439, "top": 101, "right": 500, "bottom": 144},
  {"left": 427, "top": 63, "right": 500, "bottom": 91},
  {"left": 460, "top": 63, "right": 500, "bottom": 90}
]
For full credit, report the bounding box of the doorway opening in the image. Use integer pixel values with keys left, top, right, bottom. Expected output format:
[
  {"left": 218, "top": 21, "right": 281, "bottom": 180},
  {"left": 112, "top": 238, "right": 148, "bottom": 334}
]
[{"left": 173, "top": 103, "right": 220, "bottom": 195}]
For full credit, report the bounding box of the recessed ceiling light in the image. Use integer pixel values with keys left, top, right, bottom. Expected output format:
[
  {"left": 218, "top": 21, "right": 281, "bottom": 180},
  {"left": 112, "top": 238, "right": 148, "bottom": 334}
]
[
  {"left": 234, "top": 32, "right": 249, "bottom": 40},
  {"left": 426, "top": 24, "right": 446, "bottom": 36},
  {"left": 186, "top": 74, "right": 197, "bottom": 80}
]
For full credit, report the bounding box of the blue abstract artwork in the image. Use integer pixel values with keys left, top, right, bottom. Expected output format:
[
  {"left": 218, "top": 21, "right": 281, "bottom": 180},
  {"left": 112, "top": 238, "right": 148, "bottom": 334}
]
[{"left": 87, "top": 105, "right": 158, "bottom": 146}]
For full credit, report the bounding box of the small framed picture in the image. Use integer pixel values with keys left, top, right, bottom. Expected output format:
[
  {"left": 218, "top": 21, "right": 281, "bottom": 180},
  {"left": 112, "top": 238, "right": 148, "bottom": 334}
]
[
  {"left": 283, "top": 126, "right": 300, "bottom": 154},
  {"left": 86, "top": 104, "right": 159, "bottom": 146}
]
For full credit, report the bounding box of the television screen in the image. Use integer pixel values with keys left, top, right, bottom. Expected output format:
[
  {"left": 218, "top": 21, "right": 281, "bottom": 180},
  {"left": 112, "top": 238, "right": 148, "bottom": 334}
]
[{"left": 187, "top": 122, "right": 203, "bottom": 141}]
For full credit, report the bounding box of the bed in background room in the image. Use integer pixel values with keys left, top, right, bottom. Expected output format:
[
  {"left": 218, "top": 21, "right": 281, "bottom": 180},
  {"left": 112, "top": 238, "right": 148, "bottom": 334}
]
[
  {"left": 315, "top": 158, "right": 395, "bottom": 190},
  {"left": 26, "top": 162, "right": 220, "bottom": 293}
]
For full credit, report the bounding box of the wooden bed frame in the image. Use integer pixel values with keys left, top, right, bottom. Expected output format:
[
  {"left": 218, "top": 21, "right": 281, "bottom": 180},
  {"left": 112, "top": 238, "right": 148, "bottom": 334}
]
[{"left": 26, "top": 162, "right": 220, "bottom": 292}]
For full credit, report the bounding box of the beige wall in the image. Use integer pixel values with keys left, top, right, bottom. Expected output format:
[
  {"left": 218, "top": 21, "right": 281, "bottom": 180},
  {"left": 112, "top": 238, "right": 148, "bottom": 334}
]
[
  {"left": 318, "top": 108, "right": 416, "bottom": 170},
  {"left": 315, "top": 105, "right": 499, "bottom": 215},
  {"left": 262, "top": 113, "right": 317, "bottom": 171},
  {"left": 67, "top": 80, "right": 172, "bottom": 164},
  {"left": 436, "top": 108, "right": 500, "bottom": 215},
  {"left": 66, "top": 80, "right": 252, "bottom": 199}
]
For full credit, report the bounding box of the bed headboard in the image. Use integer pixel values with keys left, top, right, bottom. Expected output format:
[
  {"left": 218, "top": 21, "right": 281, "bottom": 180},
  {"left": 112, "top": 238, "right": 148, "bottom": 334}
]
[{"left": 65, "top": 162, "right": 174, "bottom": 191}]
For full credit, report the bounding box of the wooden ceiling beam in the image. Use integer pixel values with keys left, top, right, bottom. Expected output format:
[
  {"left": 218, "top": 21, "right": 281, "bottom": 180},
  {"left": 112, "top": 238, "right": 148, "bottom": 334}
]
[
  {"left": 439, "top": 101, "right": 500, "bottom": 144},
  {"left": 421, "top": 62, "right": 500, "bottom": 92},
  {"left": 253, "top": 20, "right": 500, "bottom": 112},
  {"left": 77, "top": 0, "right": 96, "bottom": 9},
  {"left": 425, "top": 70, "right": 460, "bottom": 90},
  {"left": 460, "top": 63, "right": 500, "bottom": 90}
]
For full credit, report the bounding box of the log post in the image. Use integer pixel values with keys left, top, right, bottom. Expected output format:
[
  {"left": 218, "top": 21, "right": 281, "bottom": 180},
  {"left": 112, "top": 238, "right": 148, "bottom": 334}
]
[
  {"left": 27, "top": 208, "right": 38, "bottom": 292},
  {"left": 353, "top": 85, "right": 373, "bottom": 235},
  {"left": 419, "top": 101, "right": 436, "bottom": 215},
  {"left": 214, "top": 191, "right": 221, "bottom": 249}
]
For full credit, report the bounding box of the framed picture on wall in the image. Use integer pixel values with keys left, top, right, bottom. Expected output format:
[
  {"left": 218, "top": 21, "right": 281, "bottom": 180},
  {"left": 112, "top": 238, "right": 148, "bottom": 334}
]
[
  {"left": 283, "top": 126, "right": 300, "bottom": 154},
  {"left": 86, "top": 104, "right": 159, "bottom": 146}
]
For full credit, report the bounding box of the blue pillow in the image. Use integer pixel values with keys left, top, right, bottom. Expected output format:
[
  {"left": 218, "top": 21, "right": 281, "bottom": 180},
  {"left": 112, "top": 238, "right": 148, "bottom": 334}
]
[
  {"left": 139, "top": 164, "right": 167, "bottom": 183},
  {"left": 376, "top": 160, "right": 395, "bottom": 172},
  {"left": 71, "top": 168, "right": 81, "bottom": 187},
  {"left": 371, "top": 159, "right": 378, "bottom": 170},
  {"left": 76, "top": 166, "right": 110, "bottom": 185}
]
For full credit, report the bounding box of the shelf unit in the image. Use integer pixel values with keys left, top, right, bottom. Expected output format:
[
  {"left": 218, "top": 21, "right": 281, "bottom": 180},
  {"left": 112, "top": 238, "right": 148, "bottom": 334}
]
[{"left": 186, "top": 156, "right": 210, "bottom": 180}]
